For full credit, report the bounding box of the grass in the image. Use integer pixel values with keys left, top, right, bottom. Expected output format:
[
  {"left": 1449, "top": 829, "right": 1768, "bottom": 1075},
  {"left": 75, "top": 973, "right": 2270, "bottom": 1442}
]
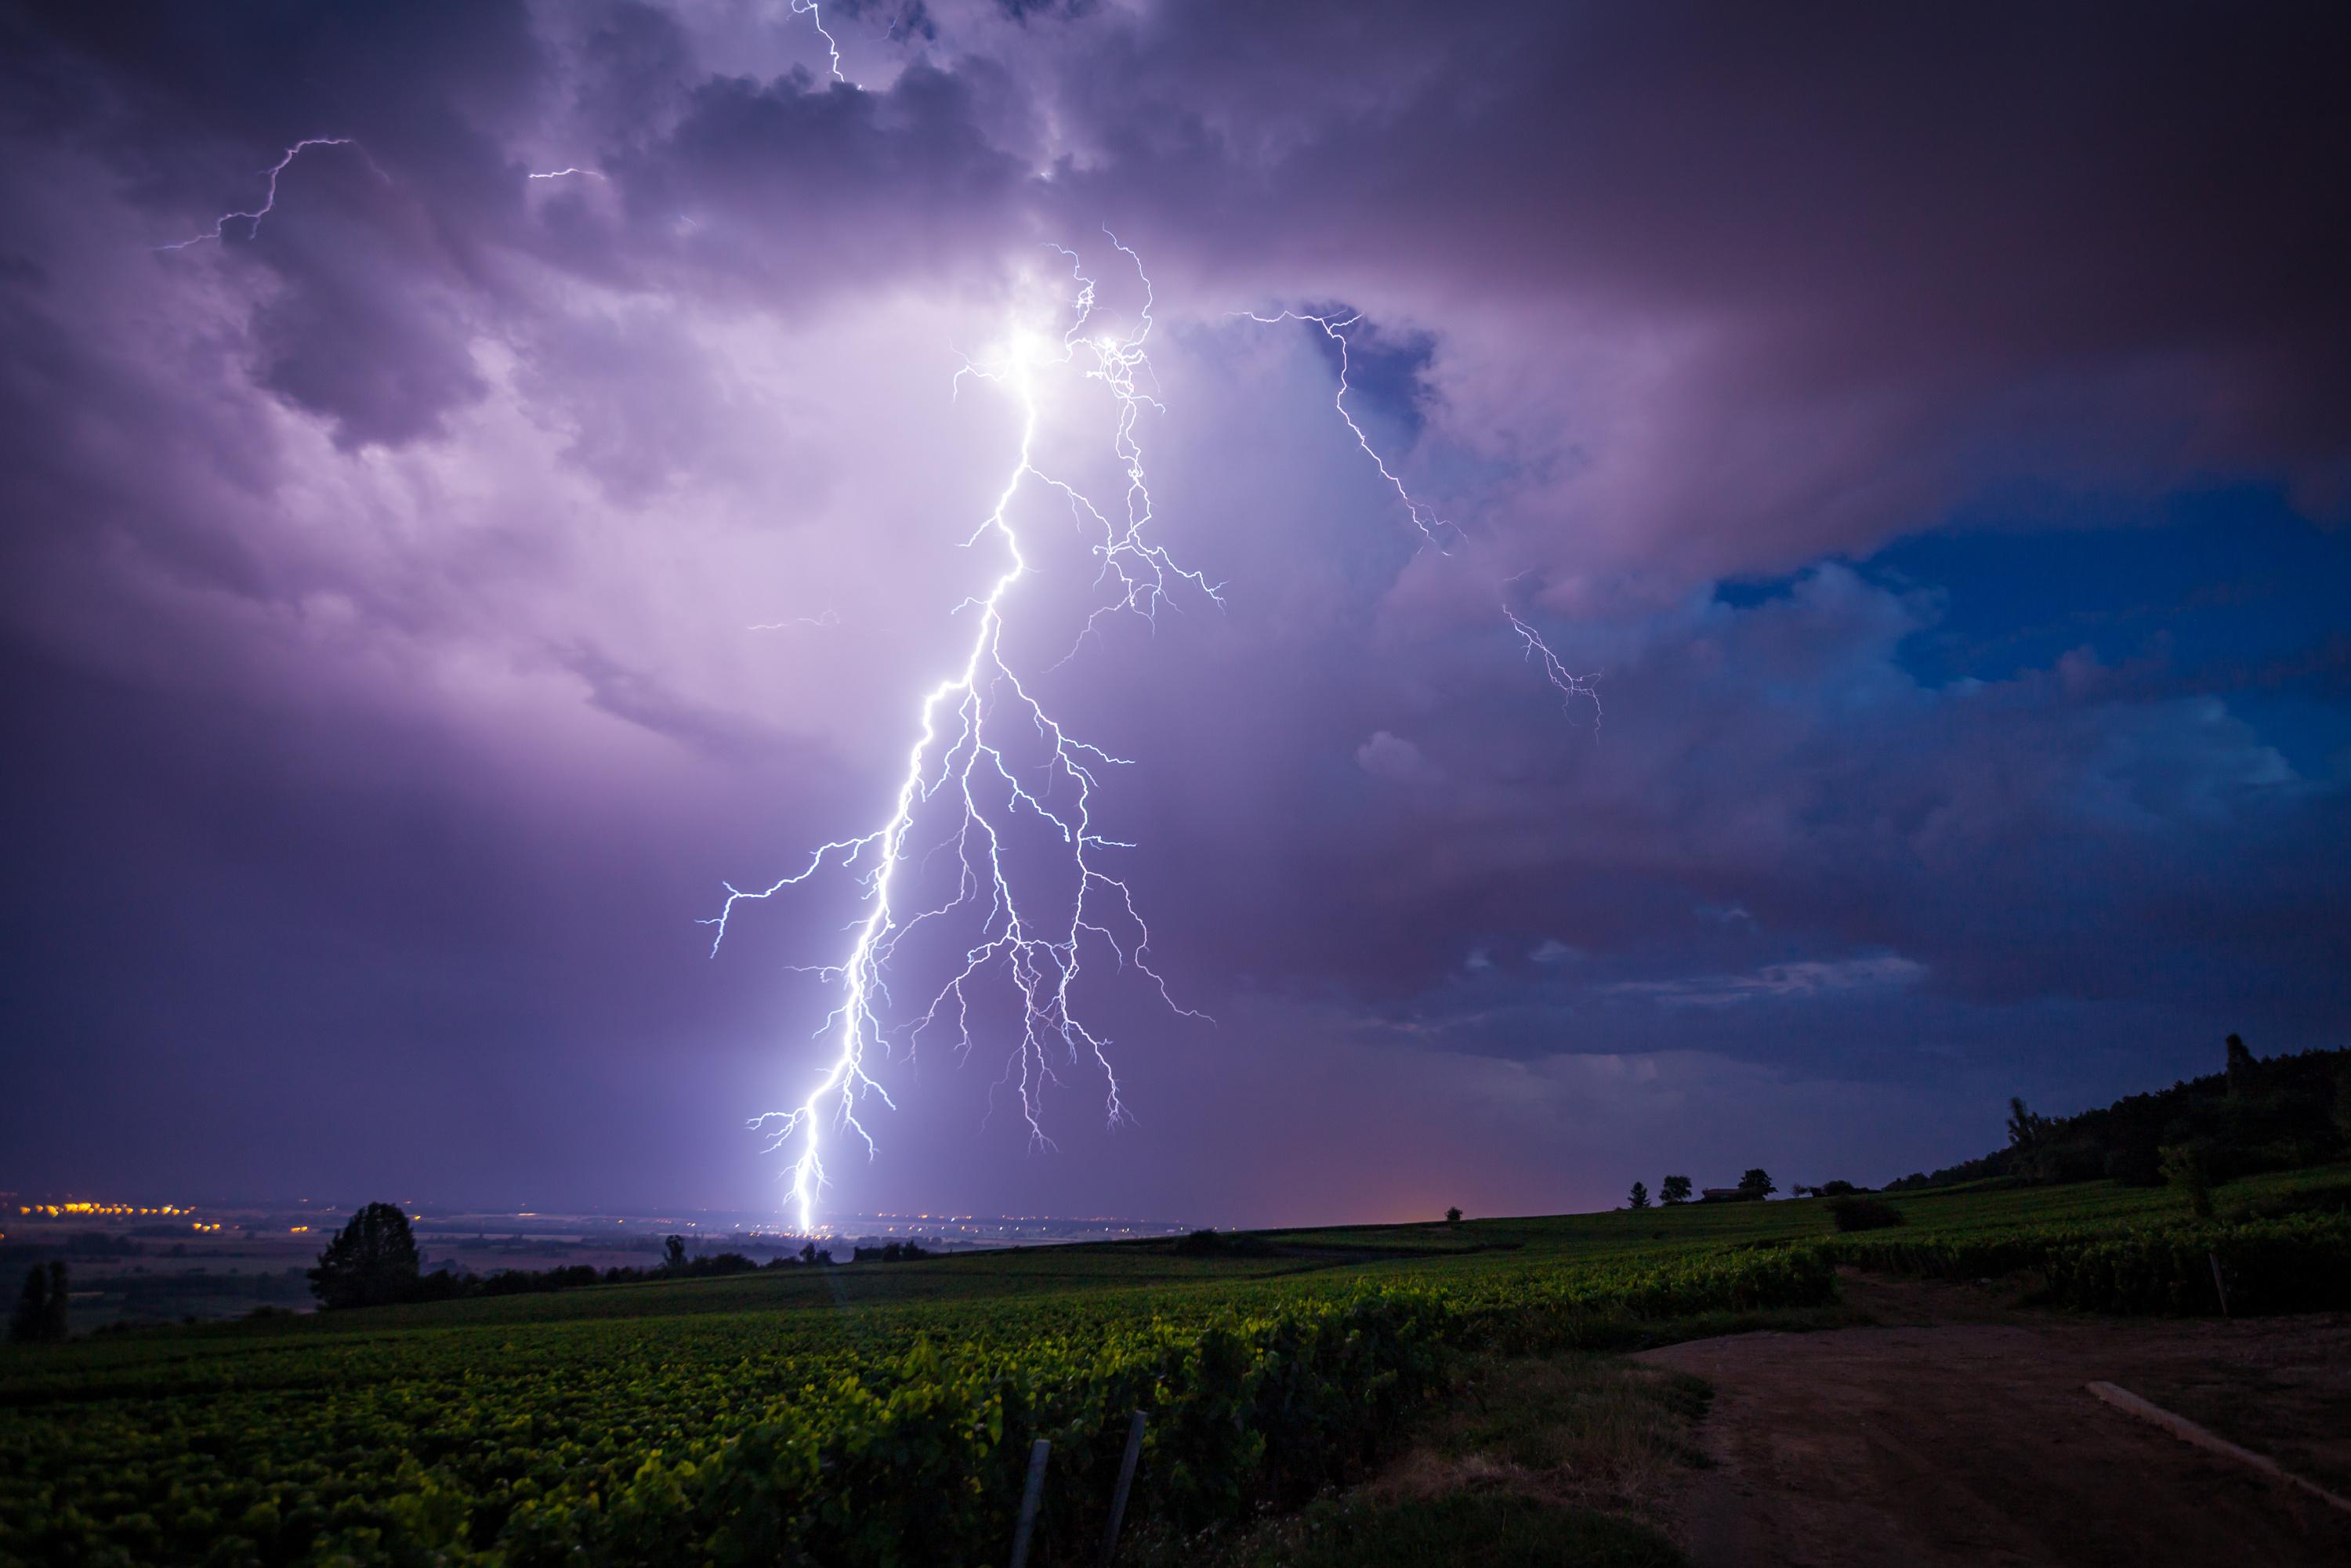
[
  {"left": 1133, "top": 1348, "right": 1709, "bottom": 1567},
  {"left": 1160, "top": 1493, "right": 1689, "bottom": 1568}
]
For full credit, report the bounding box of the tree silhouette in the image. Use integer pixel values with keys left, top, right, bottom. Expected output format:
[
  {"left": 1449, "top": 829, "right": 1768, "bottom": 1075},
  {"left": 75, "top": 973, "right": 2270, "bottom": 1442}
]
[
  {"left": 2005, "top": 1097, "right": 2048, "bottom": 1152},
  {"left": 1737, "top": 1168, "right": 1776, "bottom": 1200},
  {"left": 308, "top": 1203, "right": 422, "bottom": 1309},
  {"left": 664, "top": 1235, "right": 688, "bottom": 1271},
  {"left": 1628, "top": 1181, "right": 1650, "bottom": 1210},
  {"left": 9, "top": 1262, "right": 67, "bottom": 1343},
  {"left": 1445, "top": 1207, "right": 1463, "bottom": 1226},
  {"left": 42, "top": 1262, "right": 66, "bottom": 1340},
  {"left": 1660, "top": 1175, "right": 1693, "bottom": 1205},
  {"left": 2225, "top": 1034, "right": 2255, "bottom": 1095}
]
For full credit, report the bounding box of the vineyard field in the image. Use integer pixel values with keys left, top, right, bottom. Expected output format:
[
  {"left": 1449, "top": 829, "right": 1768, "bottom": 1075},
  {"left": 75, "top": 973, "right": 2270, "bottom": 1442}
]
[{"left": 5, "top": 1164, "right": 2347, "bottom": 1566}]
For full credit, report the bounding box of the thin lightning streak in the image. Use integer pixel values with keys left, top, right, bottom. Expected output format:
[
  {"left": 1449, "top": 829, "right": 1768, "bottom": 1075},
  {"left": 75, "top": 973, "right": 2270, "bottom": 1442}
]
[
  {"left": 1245, "top": 309, "right": 1600, "bottom": 722},
  {"left": 706, "top": 240, "right": 1208, "bottom": 1234},
  {"left": 1506, "top": 607, "right": 1602, "bottom": 723},
  {"left": 1240, "top": 310, "right": 1459, "bottom": 552},
  {"left": 157, "top": 138, "right": 371, "bottom": 251},
  {"left": 527, "top": 167, "right": 607, "bottom": 182},
  {"left": 792, "top": 0, "right": 848, "bottom": 84},
  {"left": 749, "top": 610, "right": 842, "bottom": 632}
]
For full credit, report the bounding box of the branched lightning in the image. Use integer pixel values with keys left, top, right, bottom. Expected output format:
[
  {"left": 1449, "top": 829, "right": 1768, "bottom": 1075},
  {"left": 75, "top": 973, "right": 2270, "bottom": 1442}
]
[
  {"left": 527, "top": 167, "right": 607, "bottom": 182},
  {"left": 706, "top": 239, "right": 1210, "bottom": 1233},
  {"left": 1245, "top": 309, "right": 1600, "bottom": 722},
  {"left": 158, "top": 138, "right": 374, "bottom": 251},
  {"left": 1505, "top": 607, "right": 1600, "bottom": 722}
]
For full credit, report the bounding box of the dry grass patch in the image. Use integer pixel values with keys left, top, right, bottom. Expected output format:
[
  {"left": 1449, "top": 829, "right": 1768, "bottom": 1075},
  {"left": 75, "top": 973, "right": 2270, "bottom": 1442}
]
[
  {"left": 1382, "top": 1351, "right": 1712, "bottom": 1519},
  {"left": 1130, "top": 1352, "right": 1707, "bottom": 1566}
]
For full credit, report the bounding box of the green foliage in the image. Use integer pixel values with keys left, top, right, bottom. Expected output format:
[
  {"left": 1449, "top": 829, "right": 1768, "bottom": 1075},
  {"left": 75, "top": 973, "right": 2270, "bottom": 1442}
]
[
  {"left": 1659, "top": 1175, "right": 1692, "bottom": 1205},
  {"left": 0, "top": 1245, "right": 1829, "bottom": 1566},
  {"left": 1736, "top": 1169, "right": 1775, "bottom": 1200},
  {"left": 309, "top": 1203, "right": 422, "bottom": 1310},
  {"left": 1822, "top": 1212, "right": 2351, "bottom": 1316},
  {"left": 2161, "top": 1142, "right": 2215, "bottom": 1220},
  {"left": 1824, "top": 1197, "right": 1904, "bottom": 1233},
  {"left": 10, "top": 1164, "right": 2349, "bottom": 1565}
]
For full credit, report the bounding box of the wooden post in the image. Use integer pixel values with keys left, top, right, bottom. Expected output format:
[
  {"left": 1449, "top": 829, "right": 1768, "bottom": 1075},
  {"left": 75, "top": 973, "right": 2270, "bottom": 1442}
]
[
  {"left": 1100, "top": 1409, "right": 1147, "bottom": 1565},
  {"left": 1009, "top": 1436, "right": 1051, "bottom": 1568},
  {"left": 2208, "top": 1250, "right": 2230, "bottom": 1318}
]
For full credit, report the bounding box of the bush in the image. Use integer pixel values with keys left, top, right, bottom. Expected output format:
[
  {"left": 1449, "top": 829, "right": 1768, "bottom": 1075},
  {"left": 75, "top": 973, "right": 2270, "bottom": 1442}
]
[
  {"left": 1826, "top": 1213, "right": 2351, "bottom": 1316},
  {"left": 2161, "top": 1143, "right": 2215, "bottom": 1220},
  {"left": 2222, "top": 1179, "right": 2351, "bottom": 1225},
  {"left": 1172, "top": 1229, "right": 1275, "bottom": 1258},
  {"left": 1824, "top": 1197, "right": 1905, "bottom": 1233}
]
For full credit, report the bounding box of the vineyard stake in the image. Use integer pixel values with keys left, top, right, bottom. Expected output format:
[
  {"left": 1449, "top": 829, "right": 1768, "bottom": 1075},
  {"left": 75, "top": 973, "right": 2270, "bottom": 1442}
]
[
  {"left": 1100, "top": 1409, "right": 1148, "bottom": 1565},
  {"left": 2207, "top": 1251, "right": 2230, "bottom": 1317},
  {"left": 1010, "top": 1436, "right": 1051, "bottom": 1568}
]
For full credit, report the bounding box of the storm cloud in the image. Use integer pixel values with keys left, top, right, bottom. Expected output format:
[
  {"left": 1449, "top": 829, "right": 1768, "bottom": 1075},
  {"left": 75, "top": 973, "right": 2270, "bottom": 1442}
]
[{"left": 2, "top": 0, "right": 2346, "bottom": 1222}]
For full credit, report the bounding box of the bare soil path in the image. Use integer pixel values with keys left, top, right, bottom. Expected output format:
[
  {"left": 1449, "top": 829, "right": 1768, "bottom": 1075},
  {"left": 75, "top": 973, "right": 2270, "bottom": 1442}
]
[{"left": 1636, "top": 1273, "right": 2351, "bottom": 1568}]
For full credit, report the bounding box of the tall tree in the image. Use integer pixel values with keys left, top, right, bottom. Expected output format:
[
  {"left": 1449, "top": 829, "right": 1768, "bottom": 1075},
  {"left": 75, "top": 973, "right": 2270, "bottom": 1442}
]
[
  {"left": 1627, "top": 1181, "right": 1651, "bottom": 1210},
  {"left": 308, "top": 1203, "right": 422, "bottom": 1309},
  {"left": 42, "top": 1262, "right": 67, "bottom": 1341},
  {"left": 663, "top": 1235, "right": 688, "bottom": 1271},
  {"left": 9, "top": 1266, "right": 51, "bottom": 1343},
  {"left": 2225, "top": 1034, "right": 2256, "bottom": 1095},
  {"left": 1660, "top": 1175, "right": 1693, "bottom": 1205},
  {"left": 1737, "top": 1168, "right": 1777, "bottom": 1200}
]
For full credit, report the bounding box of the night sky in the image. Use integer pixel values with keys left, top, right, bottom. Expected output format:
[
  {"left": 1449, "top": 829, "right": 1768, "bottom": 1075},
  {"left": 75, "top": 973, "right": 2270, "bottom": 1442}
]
[{"left": 3, "top": 2, "right": 2347, "bottom": 1226}]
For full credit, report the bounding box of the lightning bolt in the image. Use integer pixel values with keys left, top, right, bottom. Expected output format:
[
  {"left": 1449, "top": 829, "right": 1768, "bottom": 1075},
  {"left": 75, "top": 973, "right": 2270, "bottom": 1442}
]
[
  {"left": 1241, "top": 310, "right": 1461, "bottom": 552},
  {"left": 157, "top": 138, "right": 371, "bottom": 251},
  {"left": 526, "top": 167, "right": 607, "bottom": 182},
  {"left": 1505, "top": 607, "right": 1601, "bottom": 722},
  {"left": 706, "top": 238, "right": 1211, "bottom": 1233},
  {"left": 792, "top": 0, "right": 848, "bottom": 85},
  {"left": 1245, "top": 309, "right": 1600, "bottom": 722}
]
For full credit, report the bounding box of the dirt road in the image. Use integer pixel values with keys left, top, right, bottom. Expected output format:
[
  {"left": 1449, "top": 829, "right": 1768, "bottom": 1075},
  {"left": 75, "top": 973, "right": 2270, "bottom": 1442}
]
[{"left": 1636, "top": 1276, "right": 2351, "bottom": 1568}]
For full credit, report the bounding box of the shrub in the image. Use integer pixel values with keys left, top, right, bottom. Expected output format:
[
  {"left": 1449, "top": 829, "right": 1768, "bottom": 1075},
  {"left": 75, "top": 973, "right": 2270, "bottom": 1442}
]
[
  {"left": 2103, "top": 1142, "right": 2164, "bottom": 1186},
  {"left": 1826, "top": 1214, "right": 2351, "bottom": 1316},
  {"left": 1824, "top": 1197, "right": 1905, "bottom": 1233},
  {"left": 2161, "top": 1143, "right": 2215, "bottom": 1221}
]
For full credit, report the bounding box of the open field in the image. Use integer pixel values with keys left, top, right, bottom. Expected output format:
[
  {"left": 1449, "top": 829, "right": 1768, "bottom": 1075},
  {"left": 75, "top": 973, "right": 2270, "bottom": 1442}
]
[{"left": 5, "top": 1166, "right": 2349, "bottom": 1566}]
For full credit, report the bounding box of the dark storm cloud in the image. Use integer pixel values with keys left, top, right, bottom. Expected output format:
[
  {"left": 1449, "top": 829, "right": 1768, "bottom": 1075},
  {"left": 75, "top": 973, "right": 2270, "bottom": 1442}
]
[
  {"left": 1039, "top": 0, "right": 2351, "bottom": 574},
  {"left": 0, "top": 0, "right": 2346, "bottom": 1219}
]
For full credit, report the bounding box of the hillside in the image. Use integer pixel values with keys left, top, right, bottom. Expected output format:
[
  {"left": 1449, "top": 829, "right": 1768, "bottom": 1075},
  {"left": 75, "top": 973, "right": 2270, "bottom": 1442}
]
[{"left": 1886, "top": 1038, "right": 2351, "bottom": 1191}]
